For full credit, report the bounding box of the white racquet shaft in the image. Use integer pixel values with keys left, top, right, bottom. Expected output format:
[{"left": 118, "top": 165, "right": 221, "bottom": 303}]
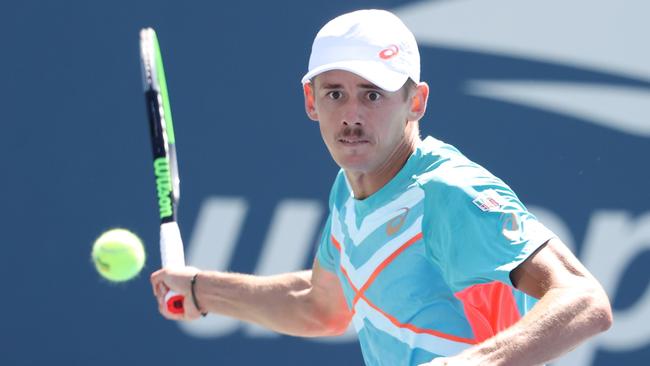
[{"left": 160, "top": 222, "right": 186, "bottom": 314}]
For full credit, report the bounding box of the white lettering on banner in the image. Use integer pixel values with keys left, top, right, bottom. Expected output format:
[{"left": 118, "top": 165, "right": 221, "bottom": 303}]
[
  {"left": 178, "top": 197, "right": 650, "bottom": 365},
  {"left": 395, "top": 0, "right": 650, "bottom": 138}
]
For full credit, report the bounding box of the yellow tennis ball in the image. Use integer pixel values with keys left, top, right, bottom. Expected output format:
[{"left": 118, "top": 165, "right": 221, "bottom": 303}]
[{"left": 92, "top": 228, "right": 146, "bottom": 282}]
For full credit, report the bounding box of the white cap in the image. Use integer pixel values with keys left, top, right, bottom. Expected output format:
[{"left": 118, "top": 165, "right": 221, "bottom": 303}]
[{"left": 301, "top": 9, "right": 420, "bottom": 92}]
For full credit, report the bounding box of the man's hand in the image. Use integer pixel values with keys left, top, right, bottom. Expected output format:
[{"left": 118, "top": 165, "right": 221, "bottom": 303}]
[
  {"left": 151, "top": 266, "right": 203, "bottom": 321},
  {"left": 149, "top": 260, "right": 352, "bottom": 337}
]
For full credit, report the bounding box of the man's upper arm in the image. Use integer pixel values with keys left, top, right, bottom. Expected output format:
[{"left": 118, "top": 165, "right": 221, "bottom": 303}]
[
  {"left": 511, "top": 237, "right": 601, "bottom": 299},
  {"left": 308, "top": 259, "right": 353, "bottom": 334}
]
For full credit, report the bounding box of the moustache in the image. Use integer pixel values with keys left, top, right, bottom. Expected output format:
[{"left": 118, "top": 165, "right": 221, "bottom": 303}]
[{"left": 336, "top": 126, "right": 367, "bottom": 140}]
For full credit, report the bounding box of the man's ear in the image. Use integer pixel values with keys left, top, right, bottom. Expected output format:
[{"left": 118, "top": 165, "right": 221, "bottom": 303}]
[
  {"left": 408, "top": 82, "right": 429, "bottom": 121},
  {"left": 304, "top": 82, "right": 319, "bottom": 121}
]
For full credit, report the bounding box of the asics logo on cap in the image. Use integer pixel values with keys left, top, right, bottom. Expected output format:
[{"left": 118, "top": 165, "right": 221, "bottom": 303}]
[
  {"left": 379, "top": 45, "right": 399, "bottom": 60},
  {"left": 301, "top": 9, "right": 421, "bottom": 92}
]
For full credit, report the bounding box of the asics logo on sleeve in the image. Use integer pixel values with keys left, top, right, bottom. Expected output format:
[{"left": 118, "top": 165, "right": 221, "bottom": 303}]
[{"left": 501, "top": 212, "right": 523, "bottom": 243}]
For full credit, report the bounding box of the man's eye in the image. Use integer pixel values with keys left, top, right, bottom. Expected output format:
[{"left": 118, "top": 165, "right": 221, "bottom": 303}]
[
  {"left": 328, "top": 91, "right": 342, "bottom": 100},
  {"left": 367, "top": 91, "right": 381, "bottom": 101}
]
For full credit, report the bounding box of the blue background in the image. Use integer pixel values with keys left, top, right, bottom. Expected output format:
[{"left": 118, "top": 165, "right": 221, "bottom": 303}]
[{"left": 1, "top": 1, "right": 648, "bottom": 365}]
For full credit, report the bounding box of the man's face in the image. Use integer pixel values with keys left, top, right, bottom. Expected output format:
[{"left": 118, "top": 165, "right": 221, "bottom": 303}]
[{"left": 304, "top": 70, "right": 416, "bottom": 174}]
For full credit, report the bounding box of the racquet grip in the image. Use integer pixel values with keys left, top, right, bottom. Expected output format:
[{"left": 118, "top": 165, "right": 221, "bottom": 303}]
[
  {"left": 160, "top": 222, "right": 187, "bottom": 315},
  {"left": 165, "top": 290, "right": 185, "bottom": 314}
]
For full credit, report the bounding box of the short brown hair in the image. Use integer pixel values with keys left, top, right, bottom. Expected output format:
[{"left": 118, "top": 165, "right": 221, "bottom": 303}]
[{"left": 401, "top": 78, "right": 417, "bottom": 101}]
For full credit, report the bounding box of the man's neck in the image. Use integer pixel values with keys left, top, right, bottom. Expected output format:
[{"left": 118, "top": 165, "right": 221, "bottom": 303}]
[{"left": 345, "top": 134, "right": 420, "bottom": 200}]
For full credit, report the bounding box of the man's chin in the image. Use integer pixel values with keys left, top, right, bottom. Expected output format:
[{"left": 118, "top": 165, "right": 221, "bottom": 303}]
[{"left": 335, "top": 155, "right": 374, "bottom": 173}]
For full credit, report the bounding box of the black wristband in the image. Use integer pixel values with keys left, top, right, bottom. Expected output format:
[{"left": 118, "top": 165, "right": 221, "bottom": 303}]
[{"left": 191, "top": 272, "right": 208, "bottom": 317}]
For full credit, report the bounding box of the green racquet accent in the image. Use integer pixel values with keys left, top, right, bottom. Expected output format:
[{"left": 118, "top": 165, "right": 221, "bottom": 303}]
[{"left": 153, "top": 33, "right": 175, "bottom": 144}]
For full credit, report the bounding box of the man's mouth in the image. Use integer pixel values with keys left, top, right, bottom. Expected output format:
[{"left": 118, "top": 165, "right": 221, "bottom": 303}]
[
  {"left": 337, "top": 126, "right": 369, "bottom": 146},
  {"left": 338, "top": 138, "right": 369, "bottom": 145}
]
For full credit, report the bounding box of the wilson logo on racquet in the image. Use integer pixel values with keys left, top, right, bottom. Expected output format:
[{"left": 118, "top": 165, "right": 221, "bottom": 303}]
[
  {"left": 379, "top": 44, "right": 399, "bottom": 60},
  {"left": 154, "top": 157, "right": 173, "bottom": 218}
]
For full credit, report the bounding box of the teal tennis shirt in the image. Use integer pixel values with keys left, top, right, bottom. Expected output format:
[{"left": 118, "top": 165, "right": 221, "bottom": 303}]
[{"left": 316, "top": 136, "right": 555, "bottom": 366}]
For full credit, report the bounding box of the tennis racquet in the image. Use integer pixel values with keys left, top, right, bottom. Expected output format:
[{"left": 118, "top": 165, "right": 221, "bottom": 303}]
[{"left": 139, "top": 28, "right": 186, "bottom": 315}]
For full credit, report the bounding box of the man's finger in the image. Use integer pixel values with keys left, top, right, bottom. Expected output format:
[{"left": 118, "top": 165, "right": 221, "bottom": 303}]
[{"left": 150, "top": 269, "right": 164, "bottom": 296}]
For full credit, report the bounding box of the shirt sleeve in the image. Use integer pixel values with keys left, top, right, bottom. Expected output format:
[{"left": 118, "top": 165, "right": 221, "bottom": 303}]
[
  {"left": 423, "top": 170, "right": 556, "bottom": 292},
  {"left": 315, "top": 214, "right": 337, "bottom": 273}
]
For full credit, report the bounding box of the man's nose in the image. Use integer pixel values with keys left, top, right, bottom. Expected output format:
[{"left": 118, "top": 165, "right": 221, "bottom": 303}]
[{"left": 341, "top": 98, "right": 363, "bottom": 126}]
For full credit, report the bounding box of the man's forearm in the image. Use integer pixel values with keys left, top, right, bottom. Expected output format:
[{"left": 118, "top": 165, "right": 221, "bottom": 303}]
[
  {"left": 193, "top": 270, "right": 345, "bottom": 337},
  {"left": 454, "top": 283, "right": 612, "bottom": 366}
]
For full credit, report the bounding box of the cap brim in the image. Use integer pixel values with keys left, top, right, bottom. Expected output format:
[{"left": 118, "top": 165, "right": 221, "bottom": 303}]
[{"left": 301, "top": 60, "right": 409, "bottom": 92}]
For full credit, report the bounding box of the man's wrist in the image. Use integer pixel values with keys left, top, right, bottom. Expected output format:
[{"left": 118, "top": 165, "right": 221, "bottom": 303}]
[{"left": 191, "top": 272, "right": 208, "bottom": 317}]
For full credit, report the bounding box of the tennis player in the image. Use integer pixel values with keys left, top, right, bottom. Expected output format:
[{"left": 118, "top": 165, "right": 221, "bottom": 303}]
[{"left": 151, "top": 9, "right": 612, "bottom": 366}]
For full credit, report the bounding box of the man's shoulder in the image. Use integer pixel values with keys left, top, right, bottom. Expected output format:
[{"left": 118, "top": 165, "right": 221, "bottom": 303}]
[
  {"left": 413, "top": 137, "right": 479, "bottom": 188},
  {"left": 412, "top": 137, "right": 507, "bottom": 203}
]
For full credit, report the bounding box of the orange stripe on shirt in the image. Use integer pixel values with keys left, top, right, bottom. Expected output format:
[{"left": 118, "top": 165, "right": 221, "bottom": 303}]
[
  {"left": 330, "top": 235, "right": 341, "bottom": 251},
  {"left": 352, "top": 232, "right": 423, "bottom": 306},
  {"left": 338, "top": 265, "right": 359, "bottom": 315},
  {"left": 455, "top": 281, "right": 522, "bottom": 342},
  {"left": 330, "top": 232, "right": 475, "bottom": 344},
  {"left": 359, "top": 293, "right": 477, "bottom": 345}
]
